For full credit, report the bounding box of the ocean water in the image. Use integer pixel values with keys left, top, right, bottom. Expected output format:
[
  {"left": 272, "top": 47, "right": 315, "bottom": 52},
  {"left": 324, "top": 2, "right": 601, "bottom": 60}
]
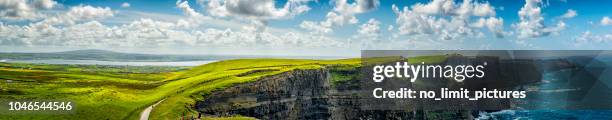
[
  {"left": 478, "top": 59, "right": 612, "bottom": 120},
  {"left": 477, "top": 110, "right": 612, "bottom": 120}
]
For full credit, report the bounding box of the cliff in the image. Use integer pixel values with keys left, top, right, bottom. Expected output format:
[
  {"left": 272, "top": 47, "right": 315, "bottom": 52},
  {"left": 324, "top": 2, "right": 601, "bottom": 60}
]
[
  {"left": 196, "top": 69, "right": 332, "bottom": 119},
  {"left": 195, "top": 56, "right": 543, "bottom": 119},
  {"left": 195, "top": 68, "right": 472, "bottom": 119}
]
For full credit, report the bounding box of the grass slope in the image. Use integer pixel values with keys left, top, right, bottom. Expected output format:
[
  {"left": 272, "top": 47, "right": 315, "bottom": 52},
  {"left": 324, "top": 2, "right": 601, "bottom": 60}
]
[{"left": 0, "top": 58, "right": 360, "bottom": 120}]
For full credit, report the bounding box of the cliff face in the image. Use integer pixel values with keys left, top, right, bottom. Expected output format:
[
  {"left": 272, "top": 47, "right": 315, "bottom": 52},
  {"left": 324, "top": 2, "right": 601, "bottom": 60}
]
[
  {"left": 195, "top": 69, "right": 333, "bottom": 119},
  {"left": 195, "top": 69, "right": 463, "bottom": 119},
  {"left": 195, "top": 57, "right": 544, "bottom": 119}
]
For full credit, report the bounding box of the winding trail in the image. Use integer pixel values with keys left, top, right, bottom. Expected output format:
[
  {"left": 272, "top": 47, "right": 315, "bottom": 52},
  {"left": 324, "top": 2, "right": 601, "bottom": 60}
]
[{"left": 140, "top": 99, "right": 165, "bottom": 120}]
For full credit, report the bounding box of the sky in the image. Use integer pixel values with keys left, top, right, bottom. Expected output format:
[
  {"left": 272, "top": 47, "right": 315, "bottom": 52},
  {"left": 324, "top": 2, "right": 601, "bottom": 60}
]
[{"left": 0, "top": 0, "right": 611, "bottom": 56}]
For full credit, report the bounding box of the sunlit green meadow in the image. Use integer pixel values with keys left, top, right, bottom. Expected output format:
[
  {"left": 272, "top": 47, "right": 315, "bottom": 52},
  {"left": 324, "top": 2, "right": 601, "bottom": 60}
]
[{"left": 0, "top": 58, "right": 360, "bottom": 120}]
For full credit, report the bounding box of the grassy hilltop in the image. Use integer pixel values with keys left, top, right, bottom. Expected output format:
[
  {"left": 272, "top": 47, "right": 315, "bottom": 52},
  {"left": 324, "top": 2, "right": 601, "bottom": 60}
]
[{"left": 0, "top": 58, "right": 360, "bottom": 120}]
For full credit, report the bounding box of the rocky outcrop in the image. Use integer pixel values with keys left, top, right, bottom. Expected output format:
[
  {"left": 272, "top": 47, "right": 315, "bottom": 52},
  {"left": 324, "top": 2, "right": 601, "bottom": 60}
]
[
  {"left": 195, "top": 69, "right": 469, "bottom": 119},
  {"left": 196, "top": 69, "right": 332, "bottom": 119},
  {"left": 195, "top": 57, "right": 544, "bottom": 119}
]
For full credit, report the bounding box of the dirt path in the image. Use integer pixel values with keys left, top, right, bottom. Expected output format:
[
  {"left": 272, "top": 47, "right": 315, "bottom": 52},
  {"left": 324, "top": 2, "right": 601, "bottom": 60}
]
[{"left": 139, "top": 99, "right": 165, "bottom": 120}]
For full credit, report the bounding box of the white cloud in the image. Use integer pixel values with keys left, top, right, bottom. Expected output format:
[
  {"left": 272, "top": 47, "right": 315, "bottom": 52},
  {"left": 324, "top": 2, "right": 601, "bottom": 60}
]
[
  {"left": 121, "top": 2, "right": 130, "bottom": 8},
  {"left": 601, "top": 16, "right": 612, "bottom": 26},
  {"left": 387, "top": 25, "right": 393, "bottom": 31},
  {"left": 299, "top": 0, "right": 379, "bottom": 34},
  {"left": 472, "top": 17, "right": 505, "bottom": 37},
  {"left": 0, "top": 3, "right": 344, "bottom": 49},
  {"left": 66, "top": 5, "right": 114, "bottom": 20},
  {"left": 351, "top": 18, "right": 383, "bottom": 48},
  {"left": 176, "top": 0, "right": 203, "bottom": 18},
  {"left": 0, "top": 0, "right": 57, "bottom": 20},
  {"left": 326, "top": 0, "right": 380, "bottom": 25},
  {"left": 299, "top": 21, "right": 332, "bottom": 34},
  {"left": 411, "top": 0, "right": 454, "bottom": 15},
  {"left": 333, "top": 0, "right": 380, "bottom": 15},
  {"left": 560, "top": 9, "right": 577, "bottom": 19},
  {"left": 471, "top": 1, "right": 496, "bottom": 17},
  {"left": 514, "top": 0, "right": 566, "bottom": 39},
  {"left": 410, "top": 0, "right": 495, "bottom": 17},
  {"left": 391, "top": 0, "right": 505, "bottom": 40},
  {"left": 323, "top": 11, "right": 358, "bottom": 27},
  {"left": 173, "top": 0, "right": 230, "bottom": 29},
  {"left": 33, "top": 0, "right": 57, "bottom": 9},
  {"left": 1, "top": 17, "right": 344, "bottom": 48},
  {"left": 357, "top": 18, "right": 381, "bottom": 38},
  {"left": 203, "top": 0, "right": 229, "bottom": 17},
  {"left": 200, "top": 0, "right": 311, "bottom": 20},
  {"left": 35, "top": 5, "right": 114, "bottom": 26},
  {"left": 575, "top": 31, "right": 612, "bottom": 45},
  {"left": 0, "top": 0, "right": 34, "bottom": 19}
]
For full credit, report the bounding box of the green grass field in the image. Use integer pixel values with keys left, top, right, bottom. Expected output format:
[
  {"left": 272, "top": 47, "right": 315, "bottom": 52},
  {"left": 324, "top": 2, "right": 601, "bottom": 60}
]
[{"left": 0, "top": 58, "right": 360, "bottom": 120}]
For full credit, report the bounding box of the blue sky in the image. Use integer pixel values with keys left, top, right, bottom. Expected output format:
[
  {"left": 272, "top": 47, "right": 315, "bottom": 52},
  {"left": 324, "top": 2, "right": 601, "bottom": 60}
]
[{"left": 1, "top": 0, "right": 611, "bottom": 56}]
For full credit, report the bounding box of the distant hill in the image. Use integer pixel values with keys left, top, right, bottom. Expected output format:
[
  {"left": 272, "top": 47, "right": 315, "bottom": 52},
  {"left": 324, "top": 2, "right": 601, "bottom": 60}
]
[
  {"left": 55, "top": 49, "right": 129, "bottom": 55},
  {"left": 0, "top": 49, "right": 231, "bottom": 62},
  {"left": 0, "top": 49, "right": 350, "bottom": 62}
]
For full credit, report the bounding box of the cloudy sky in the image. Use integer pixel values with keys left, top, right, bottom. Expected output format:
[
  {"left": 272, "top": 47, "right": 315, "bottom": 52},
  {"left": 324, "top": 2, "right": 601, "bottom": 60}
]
[{"left": 1, "top": 0, "right": 611, "bottom": 56}]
